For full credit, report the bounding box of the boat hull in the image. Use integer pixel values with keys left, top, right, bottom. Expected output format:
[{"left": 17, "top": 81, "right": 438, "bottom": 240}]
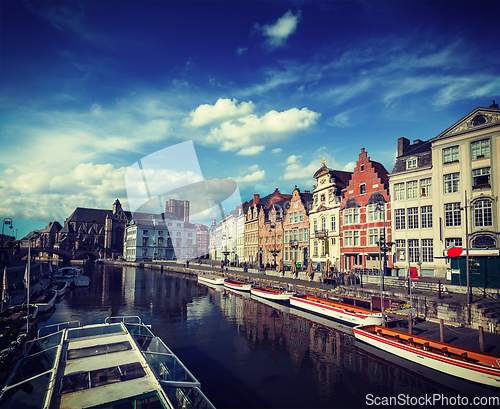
[
  {"left": 224, "top": 280, "right": 252, "bottom": 292},
  {"left": 290, "top": 295, "right": 383, "bottom": 326},
  {"left": 353, "top": 325, "right": 500, "bottom": 388},
  {"left": 197, "top": 275, "right": 225, "bottom": 285},
  {"left": 250, "top": 287, "right": 295, "bottom": 301},
  {"left": 33, "top": 291, "right": 57, "bottom": 313}
]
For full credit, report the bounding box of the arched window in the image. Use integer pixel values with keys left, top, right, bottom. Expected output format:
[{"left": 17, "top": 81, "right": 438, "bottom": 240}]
[{"left": 472, "top": 235, "right": 496, "bottom": 248}]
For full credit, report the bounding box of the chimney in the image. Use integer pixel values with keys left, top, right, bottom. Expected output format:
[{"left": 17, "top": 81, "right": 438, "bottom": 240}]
[
  {"left": 304, "top": 190, "right": 310, "bottom": 193},
  {"left": 253, "top": 194, "right": 260, "bottom": 204},
  {"left": 413, "top": 139, "right": 422, "bottom": 145},
  {"left": 397, "top": 137, "right": 410, "bottom": 157},
  {"left": 490, "top": 100, "right": 499, "bottom": 109}
]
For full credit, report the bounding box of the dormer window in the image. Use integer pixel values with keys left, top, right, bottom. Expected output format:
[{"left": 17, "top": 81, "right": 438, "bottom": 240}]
[{"left": 406, "top": 157, "right": 417, "bottom": 169}]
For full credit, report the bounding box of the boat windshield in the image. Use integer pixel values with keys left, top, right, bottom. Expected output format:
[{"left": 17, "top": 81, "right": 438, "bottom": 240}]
[{"left": 67, "top": 323, "right": 125, "bottom": 340}]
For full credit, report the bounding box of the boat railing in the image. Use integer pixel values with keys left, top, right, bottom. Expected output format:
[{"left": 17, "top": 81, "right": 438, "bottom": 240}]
[
  {"left": 38, "top": 320, "right": 81, "bottom": 338},
  {"left": 105, "top": 315, "right": 143, "bottom": 325}
]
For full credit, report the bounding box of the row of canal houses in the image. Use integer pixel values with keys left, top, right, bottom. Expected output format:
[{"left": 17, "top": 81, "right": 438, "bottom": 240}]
[{"left": 209, "top": 102, "right": 500, "bottom": 281}]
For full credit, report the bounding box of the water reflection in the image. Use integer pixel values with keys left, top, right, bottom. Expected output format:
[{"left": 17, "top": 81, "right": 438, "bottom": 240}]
[{"left": 44, "top": 265, "right": 499, "bottom": 408}]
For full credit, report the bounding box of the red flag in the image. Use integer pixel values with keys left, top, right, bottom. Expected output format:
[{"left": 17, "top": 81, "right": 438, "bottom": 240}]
[{"left": 410, "top": 266, "right": 419, "bottom": 280}]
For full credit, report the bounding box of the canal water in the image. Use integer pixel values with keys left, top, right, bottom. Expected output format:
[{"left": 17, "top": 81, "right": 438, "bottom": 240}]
[{"left": 42, "top": 264, "right": 499, "bottom": 408}]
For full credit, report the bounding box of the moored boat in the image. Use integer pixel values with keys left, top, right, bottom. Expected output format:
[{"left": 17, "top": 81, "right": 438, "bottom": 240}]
[
  {"left": 290, "top": 294, "right": 383, "bottom": 326},
  {"left": 31, "top": 290, "right": 57, "bottom": 313},
  {"left": 353, "top": 324, "right": 500, "bottom": 388},
  {"left": 0, "top": 304, "right": 38, "bottom": 321},
  {"left": 54, "top": 266, "right": 90, "bottom": 287},
  {"left": 197, "top": 274, "right": 225, "bottom": 285},
  {"left": 224, "top": 279, "right": 252, "bottom": 292},
  {"left": 250, "top": 287, "right": 295, "bottom": 302},
  {"left": 0, "top": 317, "right": 215, "bottom": 408},
  {"left": 46, "top": 281, "right": 68, "bottom": 296},
  {"left": 53, "top": 266, "right": 83, "bottom": 278}
]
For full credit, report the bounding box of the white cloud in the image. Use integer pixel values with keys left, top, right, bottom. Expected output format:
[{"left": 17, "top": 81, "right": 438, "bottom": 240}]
[
  {"left": 185, "top": 98, "right": 255, "bottom": 127},
  {"left": 342, "top": 162, "right": 356, "bottom": 172},
  {"left": 255, "top": 10, "right": 301, "bottom": 49},
  {"left": 207, "top": 107, "right": 320, "bottom": 152},
  {"left": 234, "top": 170, "right": 265, "bottom": 183},
  {"left": 286, "top": 155, "right": 300, "bottom": 164},
  {"left": 236, "top": 47, "right": 248, "bottom": 56},
  {"left": 248, "top": 164, "right": 259, "bottom": 172},
  {"left": 237, "top": 146, "right": 265, "bottom": 156},
  {"left": 4, "top": 168, "right": 14, "bottom": 175},
  {"left": 272, "top": 148, "right": 282, "bottom": 154}
]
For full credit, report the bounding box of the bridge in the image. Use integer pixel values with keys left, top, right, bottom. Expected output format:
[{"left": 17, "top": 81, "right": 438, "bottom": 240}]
[{"left": 24, "top": 246, "right": 101, "bottom": 263}]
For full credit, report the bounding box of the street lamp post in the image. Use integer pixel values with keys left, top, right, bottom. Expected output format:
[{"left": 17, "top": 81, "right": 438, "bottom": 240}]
[
  {"left": 268, "top": 224, "right": 280, "bottom": 270},
  {"left": 26, "top": 230, "right": 39, "bottom": 335},
  {"left": 1, "top": 218, "right": 14, "bottom": 267},
  {"left": 460, "top": 190, "right": 471, "bottom": 323}
]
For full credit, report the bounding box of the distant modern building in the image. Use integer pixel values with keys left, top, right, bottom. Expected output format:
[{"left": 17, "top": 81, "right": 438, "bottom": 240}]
[{"left": 165, "top": 199, "right": 190, "bottom": 222}]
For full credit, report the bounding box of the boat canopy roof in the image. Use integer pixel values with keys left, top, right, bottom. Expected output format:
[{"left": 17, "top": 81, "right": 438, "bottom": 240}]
[{"left": 0, "top": 318, "right": 215, "bottom": 409}]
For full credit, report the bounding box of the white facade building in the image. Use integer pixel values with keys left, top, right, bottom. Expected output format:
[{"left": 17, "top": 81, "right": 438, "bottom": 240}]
[
  {"left": 125, "top": 213, "right": 196, "bottom": 261},
  {"left": 390, "top": 102, "right": 500, "bottom": 278}
]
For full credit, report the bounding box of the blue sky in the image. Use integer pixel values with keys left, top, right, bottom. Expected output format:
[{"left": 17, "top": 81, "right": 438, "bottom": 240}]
[{"left": 1, "top": 0, "right": 499, "bottom": 239}]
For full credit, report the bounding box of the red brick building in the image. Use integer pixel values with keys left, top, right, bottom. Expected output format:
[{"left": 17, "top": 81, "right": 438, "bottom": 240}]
[{"left": 340, "top": 148, "right": 392, "bottom": 272}]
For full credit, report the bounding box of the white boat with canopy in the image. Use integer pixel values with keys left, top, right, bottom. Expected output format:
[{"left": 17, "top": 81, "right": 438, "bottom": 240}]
[{"left": 0, "top": 316, "right": 216, "bottom": 409}]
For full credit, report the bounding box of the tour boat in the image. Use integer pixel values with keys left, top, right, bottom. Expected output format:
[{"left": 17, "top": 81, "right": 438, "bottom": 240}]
[
  {"left": 46, "top": 281, "right": 68, "bottom": 297},
  {"left": 289, "top": 294, "right": 384, "bottom": 326},
  {"left": 224, "top": 279, "right": 252, "bottom": 292},
  {"left": 54, "top": 266, "right": 90, "bottom": 287},
  {"left": 250, "top": 287, "right": 295, "bottom": 302},
  {"left": 32, "top": 289, "right": 57, "bottom": 313},
  {"left": 197, "top": 274, "right": 225, "bottom": 285},
  {"left": 353, "top": 324, "right": 500, "bottom": 388},
  {"left": 0, "top": 317, "right": 216, "bottom": 409},
  {"left": 53, "top": 266, "right": 83, "bottom": 278}
]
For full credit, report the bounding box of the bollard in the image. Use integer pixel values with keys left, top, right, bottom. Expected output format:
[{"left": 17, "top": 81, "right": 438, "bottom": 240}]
[
  {"left": 439, "top": 319, "right": 444, "bottom": 342},
  {"left": 479, "top": 326, "right": 484, "bottom": 352},
  {"left": 360, "top": 273, "right": 363, "bottom": 289},
  {"left": 438, "top": 280, "right": 442, "bottom": 299}
]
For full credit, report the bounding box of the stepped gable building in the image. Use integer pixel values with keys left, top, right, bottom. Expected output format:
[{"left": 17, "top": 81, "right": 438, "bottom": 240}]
[
  {"left": 309, "top": 160, "right": 352, "bottom": 272},
  {"left": 340, "top": 148, "right": 392, "bottom": 272},
  {"left": 244, "top": 189, "right": 292, "bottom": 265},
  {"left": 282, "top": 187, "right": 313, "bottom": 268},
  {"left": 390, "top": 101, "right": 500, "bottom": 284}
]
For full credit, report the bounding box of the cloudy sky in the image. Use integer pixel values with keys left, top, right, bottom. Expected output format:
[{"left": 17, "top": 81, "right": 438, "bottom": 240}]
[{"left": 1, "top": 0, "right": 499, "bottom": 238}]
